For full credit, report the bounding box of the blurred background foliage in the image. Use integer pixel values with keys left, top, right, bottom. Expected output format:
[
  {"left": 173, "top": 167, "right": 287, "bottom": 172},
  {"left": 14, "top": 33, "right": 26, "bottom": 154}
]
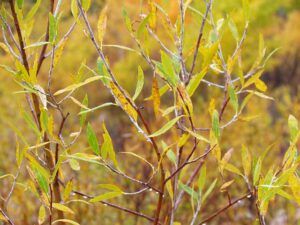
[{"left": 0, "top": 0, "right": 299, "bottom": 224}]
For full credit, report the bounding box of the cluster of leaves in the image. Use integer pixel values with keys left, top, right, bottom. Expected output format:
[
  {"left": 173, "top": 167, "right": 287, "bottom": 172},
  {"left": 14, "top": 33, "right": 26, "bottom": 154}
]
[{"left": 0, "top": 0, "right": 299, "bottom": 225}]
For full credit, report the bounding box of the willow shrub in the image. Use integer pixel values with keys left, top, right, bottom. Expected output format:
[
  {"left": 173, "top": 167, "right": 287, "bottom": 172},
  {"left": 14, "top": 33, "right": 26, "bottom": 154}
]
[{"left": 0, "top": 0, "right": 299, "bottom": 225}]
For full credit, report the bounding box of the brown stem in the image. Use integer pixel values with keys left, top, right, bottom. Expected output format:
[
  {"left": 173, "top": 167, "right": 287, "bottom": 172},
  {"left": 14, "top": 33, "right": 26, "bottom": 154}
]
[
  {"left": 188, "top": 0, "right": 212, "bottom": 80},
  {"left": 0, "top": 208, "right": 15, "bottom": 225},
  {"left": 197, "top": 192, "right": 252, "bottom": 225},
  {"left": 36, "top": 0, "right": 55, "bottom": 75},
  {"left": 73, "top": 190, "right": 162, "bottom": 224}
]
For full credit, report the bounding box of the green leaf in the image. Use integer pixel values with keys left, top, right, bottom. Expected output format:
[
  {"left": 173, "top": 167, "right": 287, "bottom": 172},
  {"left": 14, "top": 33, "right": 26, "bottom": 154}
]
[
  {"left": 228, "top": 18, "right": 239, "bottom": 41},
  {"left": 133, "top": 66, "right": 144, "bottom": 100},
  {"left": 148, "top": 116, "right": 183, "bottom": 137},
  {"left": 198, "top": 164, "right": 206, "bottom": 192},
  {"left": 25, "top": 0, "right": 41, "bottom": 21},
  {"left": 86, "top": 123, "right": 100, "bottom": 155},
  {"left": 187, "top": 69, "right": 207, "bottom": 96},
  {"left": 159, "top": 51, "right": 179, "bottom": 87},
  {"left": 288, "top": 114, "right": 298, "bottom": 141},
  {"left": 228, "top": 84, "right": 238, "bottom": 113},
  {"left": 49, "top": 13, "right": 58, "bottom": 44},
  {"left": 253, "top": 158, "right": 262, "bottom": 185},
  {"left": 179, "top": 182, "right": 199, "bottom": 200},
  {"left": 82, "top": 0, "right": 91, "bottom": 11},
  {"left": 16, "top": 0, "right": 23, "bottom": 9},
  {"left": 97, "top": 59, "right": 111, "bottom": 86},
  {"left": 122, "top": 9, "right": 132, "bottom": 32},
  {"left": 212, "top": 110, "right": 220, "bottom": 140},
  {"left": 32, "top": 166, "right": 49, "bottom": 194},
  {"left": 90, "top": 192, "right": 122, "bottom": 203},
  {"left": 202, "top": 179, "right": 217, "bottom": 203}
]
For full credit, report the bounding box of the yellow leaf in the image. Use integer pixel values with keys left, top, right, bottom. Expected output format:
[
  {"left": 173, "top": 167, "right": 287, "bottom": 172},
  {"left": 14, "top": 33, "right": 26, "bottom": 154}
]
[
  {"left": 220, "top": 179, "right": 235, "bottom": 192},
  {"left": 52, "top": 203, "right": 74, "bottom": 214},
  {"left": 148, "top": 0, "right": 157, "bottom": 29},
  {"left": 110, "top": 82, "right": 137, "bottom": 121},
  {"left": 152, "top": 76, "right": 160, "bottom": 118},
  {"left": 177, "top": 83, "right": 193, "bottom": 116},
  {"left": 241, "top": 145, "right": 251, "bottom": 177},
  {"left": 165, "top": 171, "right": 174, "bottom": 201},
  {"left": 97, "top": 5, "right": 108, "bottom": 47},
  {"left": 38, "top": 205, "right": 46, "bottom": 224},
  {"left": 53, "top": 219, "right": 79, "bottom": 225},
  {"left": 255, "top": 79, "right": 267, "bottom": 92},
  {"left": 54, "top": 38, "right": 67, "bottom": 67}
]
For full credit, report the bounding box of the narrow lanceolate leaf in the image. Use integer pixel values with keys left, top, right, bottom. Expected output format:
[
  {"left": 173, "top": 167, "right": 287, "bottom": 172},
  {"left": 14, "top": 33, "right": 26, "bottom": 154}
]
[
  {"left": 288, "top": 114, "right": 298, "bottom": 141},
  {"left": 25, "top": 0, "right": 41, "bottom": 21},
  {"left": 152, "top": 76, "right": 160, "bottom": 118},
  {"left": 228, "top": 17, "right": 239, "bottom": 41},
  {"left": 49, "top": 13, "right": 58, "bottom": 44},
  {"left": 202, "top": 179, "right": 217, "bottom": 203},
  {"left": 110, "top": 82, "right": 138, "bottom": 121},
  {"left": 53, "top": 219, "right": 79, "bottom": 225},
  {"left": 97, "top": 5, "right": 108, "bottom": 47},
  {"left": 148, "top": 0, "right": 157, "bottom": 29},
  {"left": 101, "top": 123, "right": 118, "bottom": 167},
  {"left": 90, "top": 192, "right": 123, "bottom": 203},
  {"left": 38, "top": 205, "right": 46, "bottom": 225},
  {"left": 52, "top": 203, "right": 74, "bottom": 214},
  {"left": 148, "top": 116, "right": 183, "bottom": 137},
  {"left": 158, "top": 51, "right": 179, "bottom": 87},
  {"left": 165, "top": 171, "right": 174, "bottom": 201},
  {"left": 16, "top": 0, "right": 23, "bottom": 9},
  {"left": 86, "top": 123, "right": 100, "bottom": 155},
  {"left": 185, "top": 128, "right": 210, "bottom": 143},
  {"left": 228, "top": 84, "right": 238, "bottom": 113},
  {"left": 241, "top": 145, "right": 251, "bottom": 177},
  {"left": 198, "top": 164, "right": 206, "bottom": 192},
  {"left": 255, "top": 79, "right": 267, "bottom": 92},
  {"left": 253, "top": 158, "right": 262, "bottom": 185},
  {"left": 82, "top": 0, "right": 91, "bottom": 11},
  {"left": 187, "top": 68, "right": 207, "bottom": 96},
  {"left": 220, "top": 180, "right": 235, "bottom": 192},
  {"left": 133, "top": 66, "right": 144, "bottom": 100},
  {"left": 63, "top": 180, "right": 73, "bottom": 202},
  {"left": 54, "top": 76, "right": 102, "bottom": 95},
  {"left": 98, "top": 184, "right": 123, "bottom": 193},
  {"left": 212, "top": 110, "right": 221, "bottom": 140},
  {"left": 71, "top": 0, "right": 78, "bottom": 18}
]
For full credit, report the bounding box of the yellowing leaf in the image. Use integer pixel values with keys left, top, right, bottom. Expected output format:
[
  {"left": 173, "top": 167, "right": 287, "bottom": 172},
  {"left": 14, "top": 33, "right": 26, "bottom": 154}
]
[
  {"left": 97, "top": 5, "right": 108, "bottom": 47},
  {"left": 110, "top": 82, "right": 137, "bottom": 121},
  {"left": 220, "top": 180, "right": 234, "bottom": 192},
  {"left": 187, "top": 68, "right": 207, "bottom": 96},
  {"left": 185, "top": 128, "right": 210, "bottom": 143},
  {"left": 63, "top": 180, "right": 73, "bottom": 202},
  {"left": 53, "top": 219, "right": 79, "bottom": 225},
  {"left": 98, "top": 184, "right": 123, "bottom": 193},
  {"left": 38, "top": 205, "right": 46, "bottom": 224},
  {"left": 152, "top": 76, "right": 161, "bottom": 118},
  {"left": 241, "top": 145, "right": 251, "bottom": 177},
  {"left": 90, "top": 192, "right": 123, "bottom": 203},
  {"left": 198, "top": 164, "right": 206, "bottom": 192},
  {"left": 52, "top": 203, "right": 74, "bottom": 214},
  {"left": 54, "top": 76, "right": 102, "bottom": 95},
  {"left": 165, "top": 171, "right": 174, "bottom": 201},
  {"left": 101, "top": 123, "right": 118, "bottom": 167},
  {"left": 148, "top": 116, "right": 183, "bottom": 137},
  {"left": 148, "top": 0, "right": 157, "bottom": 29},
  {"left": 255, "top": 79, "right": 267, "bottom": 92},
  {"left": 133, "top": 66, "right": 144, "bottom": 100}
]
